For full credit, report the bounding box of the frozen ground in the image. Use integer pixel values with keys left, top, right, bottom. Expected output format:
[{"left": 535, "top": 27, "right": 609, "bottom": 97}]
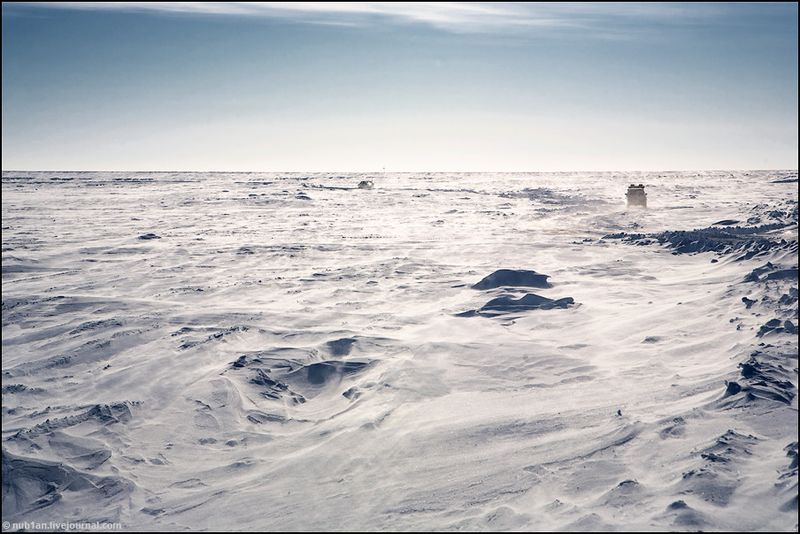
[{"left": 2, "top": 170, "right": 798, "bottom": 531}]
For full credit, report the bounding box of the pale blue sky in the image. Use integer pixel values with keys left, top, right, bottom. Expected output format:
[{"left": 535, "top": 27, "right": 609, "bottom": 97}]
[{"left": 2, "top": 2, "right": 797, "bottom": 171}]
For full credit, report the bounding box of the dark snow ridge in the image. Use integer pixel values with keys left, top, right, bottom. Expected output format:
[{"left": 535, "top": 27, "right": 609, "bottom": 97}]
[
  {"left": 604, "top": 222, "right": 797, "bottom": 256},
  {"left": 604, "top": 223, "right": 797, "bottom": 257},
  {"left": 716, "top": 347, "right": 797, "bottom": 407},
  {"left": 10, "top": 402, "right": 137, "bottom": 439},
  {"left": 458, "top": 293, "right": 575, "bottom": 317},
  {"left": 2, "top": 450, "right": 134, "bottom": 520},
  {"left": 471, "top": 269, "right": 553, "bottom": 290},
  {"left": 227, "top": 347, "right": 376, "bottom": 411},
  {"left": 250, "top": 368, "right": 307, "bottom": 404},
  {"left": 756, "top": 319, "right": 797, "bottom": 337},
  {"left": 1, "top": 384, "right": 44, "bottom": 395},
  {"left": 710, "top": 250, "right": 798, "bottom": 416},
  {"left": 604, "top": 200, "right": 798, "bottom": 258},
  {"left": 744, "top": 200, "right": 798, "bottom": 226},
  {"left": 480, "top": 294, "right": 574, "bottom": 313},
  {"left": 677, "top": 430, "right": 759, "bottom": 507},
  {"left": 175, "top": 325, "right": 250, "bottom": 350},
  {"left": 461, "top": 269, "right": 575, "bottom": 316}
]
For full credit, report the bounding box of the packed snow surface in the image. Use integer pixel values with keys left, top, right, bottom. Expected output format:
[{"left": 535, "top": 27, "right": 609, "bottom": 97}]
[{"left": 2, "top": 170, "right": 798, "bottom": 531}]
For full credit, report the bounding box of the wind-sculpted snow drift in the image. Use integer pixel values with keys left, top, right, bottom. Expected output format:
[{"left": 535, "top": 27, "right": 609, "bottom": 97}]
[
  {"left": 471, "top": 269, "right": 553, "bottom": 290},
  {"left": 603, "top": 199, "right": 798, "bottom": 258},
  {"left": 2, "top": 170, "right": 797, "bottom": 531},
  {"left": 458, "top": 269, "right": 574, "bottom": 317}
]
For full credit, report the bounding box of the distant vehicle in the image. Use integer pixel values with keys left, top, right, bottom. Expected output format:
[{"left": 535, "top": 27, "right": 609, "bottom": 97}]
[
  {"left": 626, "top": 184, "right": 647, "bottom": 208},
  {"left": 357, "top": 180, "right": 374, "bottom": 190}
]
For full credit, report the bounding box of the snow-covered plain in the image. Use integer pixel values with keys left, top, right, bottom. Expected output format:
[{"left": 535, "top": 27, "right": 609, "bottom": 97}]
[{"left": 2, "top": 170, "right": 798, "bottom": 531}]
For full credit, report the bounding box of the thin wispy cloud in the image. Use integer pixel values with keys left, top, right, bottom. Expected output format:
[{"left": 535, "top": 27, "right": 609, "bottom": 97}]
[{"left": 18, "top": 2, "right": 725, "bottom": 36}]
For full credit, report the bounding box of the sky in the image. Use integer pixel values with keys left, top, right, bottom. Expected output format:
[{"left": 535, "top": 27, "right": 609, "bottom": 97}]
[{"left": 2, "top": 2, "right": 798, "bottom": 172}]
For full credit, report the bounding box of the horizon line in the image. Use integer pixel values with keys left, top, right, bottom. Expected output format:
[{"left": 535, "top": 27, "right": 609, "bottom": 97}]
[{"left": 2, "top": 168, "right": 798, "bottom": 174}]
